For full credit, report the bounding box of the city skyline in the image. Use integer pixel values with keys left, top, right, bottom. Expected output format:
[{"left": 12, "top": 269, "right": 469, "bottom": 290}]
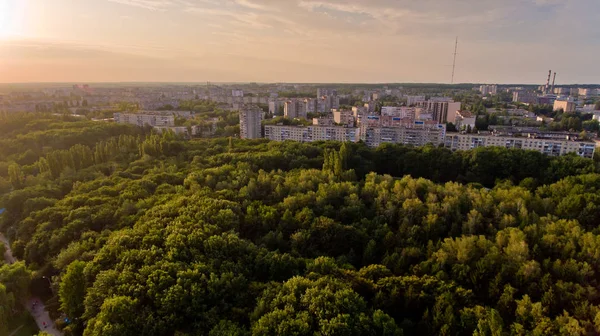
[{"left": 1, "top": 0, "right": 599, "bottom": 84}]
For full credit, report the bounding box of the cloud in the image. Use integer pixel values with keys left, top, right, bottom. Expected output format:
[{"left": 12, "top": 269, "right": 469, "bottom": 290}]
[{"left": 106, "top": 0, "right": 174, "bottom": 10}]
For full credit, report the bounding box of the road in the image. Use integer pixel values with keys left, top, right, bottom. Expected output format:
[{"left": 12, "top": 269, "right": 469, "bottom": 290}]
[{"left": 1, "top": 233, "right": 63, "bottom": 336}]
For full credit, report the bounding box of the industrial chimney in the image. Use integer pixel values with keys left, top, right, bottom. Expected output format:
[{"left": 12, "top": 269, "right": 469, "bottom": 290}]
[
  {"left": 545, "top": 70, "right": 552, "bottom": 94},
  {"left": 551, "top": 72, "right": 557, "bottom": 94}
]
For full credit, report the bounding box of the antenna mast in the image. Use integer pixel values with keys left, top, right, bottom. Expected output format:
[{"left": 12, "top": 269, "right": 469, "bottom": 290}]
[{"left": 451, "top": 37, "right": 458, "bottom": 84}]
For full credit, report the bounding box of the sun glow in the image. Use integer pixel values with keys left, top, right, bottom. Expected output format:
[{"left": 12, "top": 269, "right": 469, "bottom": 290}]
[{"left": 0, "top": 0, "right": 25, "bottom": 39}]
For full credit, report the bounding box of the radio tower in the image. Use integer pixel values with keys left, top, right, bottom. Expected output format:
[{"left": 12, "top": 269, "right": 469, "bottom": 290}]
[{"left": 451, "top": 37, "right": 458, "bottom": 84}]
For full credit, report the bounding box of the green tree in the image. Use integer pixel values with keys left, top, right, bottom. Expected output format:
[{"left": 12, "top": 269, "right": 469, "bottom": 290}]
[{"left": 60, "top": 261, "right": 87, "bottom": 321}]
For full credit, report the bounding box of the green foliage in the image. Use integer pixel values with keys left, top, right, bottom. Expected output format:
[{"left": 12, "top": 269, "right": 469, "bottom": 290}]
[
  {"left": 60, "top": 261, "right": 87, "bottom": 323},
  {"left": 2, "top": 113, "right": 600, "bottom": 335}
]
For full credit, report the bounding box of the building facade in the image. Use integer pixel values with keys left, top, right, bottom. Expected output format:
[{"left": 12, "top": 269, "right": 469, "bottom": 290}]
[
  {"left": 414, "top": 98, "right": 461, "bottom": 124},
  {"left": 444, "top": 134, "right": 595, "bottom": 158},
  {"left": 480, "top": 85, "right": 498, "bottom": 95},
  {"left": 454, "top": 111, "right": 476, "bottom": 130},
  {"left": 114, "top": 113, "right": 175, "bottom": 127},
  {"left": 360, "top": 116, "right": 446, "bottom": 148},
  {"left": 284, "top": 99, "right": 307, "bottom": 119},
  {"left": 239, "top": 105, "right": 264, "bottom": 139},
  {"left": 264, "top": 125, "right": 359, "bottom": 143},
  {"left": 553, "top": 100, "right": 576, "bottom": 113}
]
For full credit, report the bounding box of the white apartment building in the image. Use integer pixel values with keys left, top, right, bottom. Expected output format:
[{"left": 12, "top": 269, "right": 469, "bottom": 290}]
[
  {"left": 114, "top": 113, "right": 175, "bottom": 127},
  {"left": 239, "top": 105, "right": 264, "bottom": 139},
  {"left": 232, "top": 89, "right": 244, "bottom": 97},
  {"left": 445, "top": 134, "right": 595, "bottom": 158},
  {"left": 360, "top": 116, "right": 446, "bottom": 148},
  {"left": 264, "top": 125, "right": 359, "bottom": 143},
  {"left": 381, "top": 106, "right": 416, "bottom": 119},
  {"left": 360, "top": 124, "right": 446, "bottom": 148}
]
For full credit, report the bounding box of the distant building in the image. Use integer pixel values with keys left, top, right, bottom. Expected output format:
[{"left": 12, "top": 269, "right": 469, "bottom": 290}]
[
  {"left": 332, "top": 110, "right": 355, "bottom": 127},
  {"left": 512, "top": 91, "right": 538, "bottom": 104},
  {"left": 303, "top": 98, "right": 317, "bottom": 114},
  {"left": 239, "top": 105, "right": 264, "bottom": 139},
  {"left": 381, "top": 106, "right": 416, "bottom": 119},
  {"left": 284, "top": 99, "right": 307, "bottom": 119},
  {"left": 264, "top": 125, "right": 359, "bottom": 143},
  {"left": 454, "top": 111, "right": 476, "bottom": 130},
  {"left": 114, "top": 113, "right": 174, "bottom": 127},
  {"left": 414, "top": 98, "right": 461, "bottom": 124},
  {"left": 406, "top": 96, "right": 426, "bottom": 106},
  {"left": 232, "top": 89, "right": 244, "bottom": 97},
  {"left": 553, "top": 87, "right": 570, "bottom": 95},
  {"left": 479, "top": 85, "right": 498, "bottom": 96},
  {"left": 553, "top": 100, "right": 576, "bottom": 113},
  {"left": 268, "top": 100, "right": 281, "bottom": 115},
  {"left": 317, "top": 88, "right": 337, "bottom": 98},
  {"left": 578, "top": 88, "right": 594, "bottom": 97},
  {"left": 360, "top": 116, "right": 446, "bottom": 148},
  {"left": 445, "top": 134, "right": 595, "bottom": 158}
]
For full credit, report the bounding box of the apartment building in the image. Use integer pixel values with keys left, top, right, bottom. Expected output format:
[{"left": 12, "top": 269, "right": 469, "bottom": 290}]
[
  {"left": 553, "top": 100, "right": 576, "bottom": 113},
  {"left": 332, "top": 110, "right": 356, "bottom": 127},
  {"left": 480, "top": 85, "right": 498, "bottom": 96},
  {"left": 284, "top": 99, "right": 307, "bottom": 119},
  {"left": 360, "top": 116, "right": 446, "bottom": 147},
  {"left": 444, "top": 134, "right": 595, "bottom": 158},
  {"left": 414, "top": 98, "right": 461, "bottom": 124},
  {"left": 264, "top": 125, "right": 359, "bottom": 143},
  {"left": 381, "top": 106, "right": 416, "bottom": 119},
  {"left": 454, "top": 111, "right": 476, "bottom": 130},
  {"left": 239, "top": 105, "right": 264, "bottom": 139},
  {"left": 406, "top": 96, "right": 426, "bottom": 106},
  {"left": 114, "top": 113, "right": 175, "bottom": 127},
  {"left": 268, "top": 100, "right": 281, "bottom": 115},
  {"left": 360, "top": 124, "right": 446, "bottom": 148},
  {"left": 512, "top": 91, "right": 538, "bottom": 104}
]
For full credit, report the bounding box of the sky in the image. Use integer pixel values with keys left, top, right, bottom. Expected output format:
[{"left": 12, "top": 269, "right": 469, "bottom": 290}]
[{"left": 0, "top": 0, "right": 599, "bottom": 84}]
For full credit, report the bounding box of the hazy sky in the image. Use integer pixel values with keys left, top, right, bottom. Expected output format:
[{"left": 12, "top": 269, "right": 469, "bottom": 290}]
[{"left": 0, "top": 0, "right": 599, "bottom": 84}]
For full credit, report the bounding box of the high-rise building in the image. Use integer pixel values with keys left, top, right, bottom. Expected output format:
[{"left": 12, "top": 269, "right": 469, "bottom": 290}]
[
  {"left": 479, "top": 85, "right": 498, "bottom": 96},
  {"left": 268, "top": 100, "right": 281, "bottom": 115},
  {"left": 332, "top": 110, "right": 355, "bottom": 127},
  {"left": 317, "top": 88, "right": 337, "bottom": 98},
  {"left": 284, "top": 99, "right": 307, "bottom": 119},
  {"left": 415, "top": 98, "right": 461, "bottom": 124},
  {"left": 239, "top": 105, "right": 263, "bottom": 139}
]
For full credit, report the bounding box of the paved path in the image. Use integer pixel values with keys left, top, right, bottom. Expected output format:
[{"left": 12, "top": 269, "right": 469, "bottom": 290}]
[{"left": 1, "top": 233, "right": 63, "bottom": 336}]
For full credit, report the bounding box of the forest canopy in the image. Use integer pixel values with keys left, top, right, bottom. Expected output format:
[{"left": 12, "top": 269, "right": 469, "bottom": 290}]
[{"left": 1, "top": 113, "right": 600, "bottom": 335}]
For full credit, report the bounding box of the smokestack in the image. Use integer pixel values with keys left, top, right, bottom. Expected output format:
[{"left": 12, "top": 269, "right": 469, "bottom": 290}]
[
  {"left": 551, "top": 72, "right": 557, "bottom": 93},
  {"left": 545, "top": 70, "right": 552, "bottom": 94}
]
